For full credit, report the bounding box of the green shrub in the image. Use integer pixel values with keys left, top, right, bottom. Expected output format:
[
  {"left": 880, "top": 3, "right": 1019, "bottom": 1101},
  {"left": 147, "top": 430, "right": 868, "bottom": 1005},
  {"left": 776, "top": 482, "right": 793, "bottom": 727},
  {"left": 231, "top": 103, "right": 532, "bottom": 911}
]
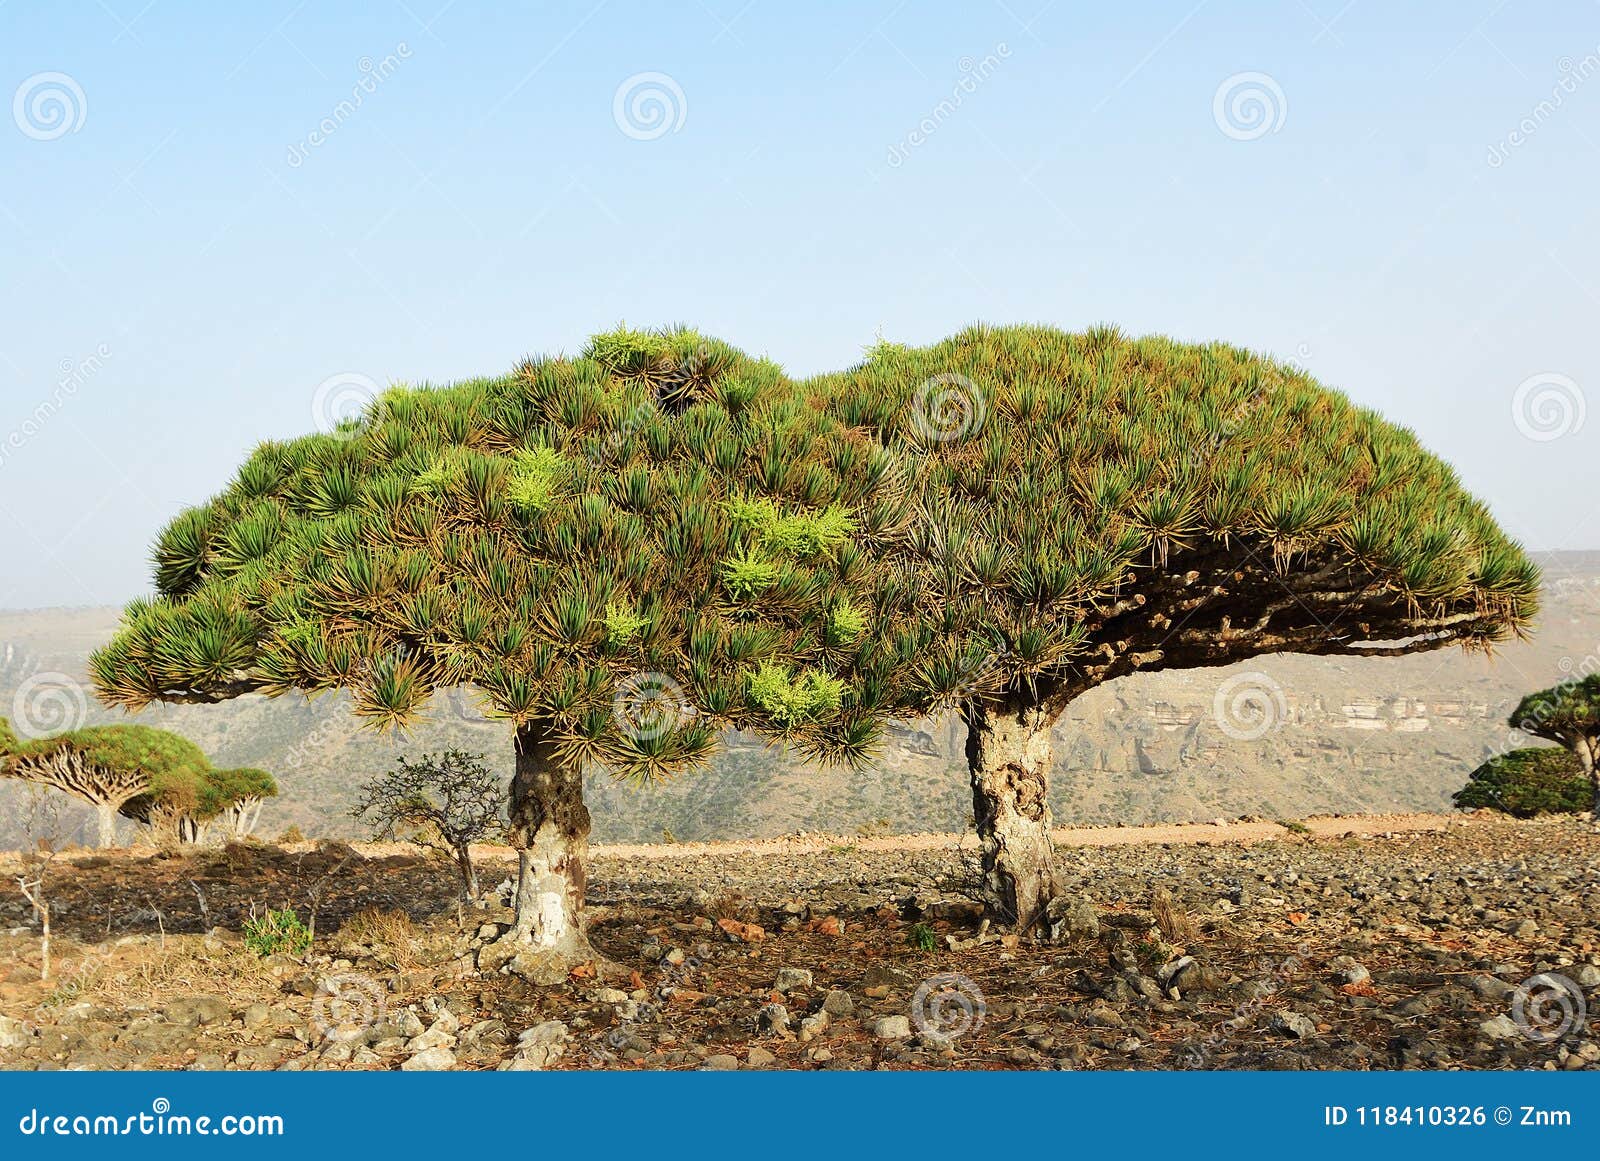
[
  {"left": 1453, "top": 747, "right": 1589, "bottom": 818},
  {"left": 243, "top": 908, "right": 312, "bottom": 957},
  {"left": 907, "top": 922, "right": 938, "bottom": 952}
]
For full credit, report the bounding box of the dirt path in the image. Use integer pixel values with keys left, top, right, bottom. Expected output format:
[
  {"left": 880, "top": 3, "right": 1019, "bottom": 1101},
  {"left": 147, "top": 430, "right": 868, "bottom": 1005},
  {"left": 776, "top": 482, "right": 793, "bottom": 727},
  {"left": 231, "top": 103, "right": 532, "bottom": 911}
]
[
  {"left": 580, "top": 811, "right": 1451, "bottom": 861},
  {"left": 0, "top": 812, "right": 1457, "bottom": 874}
]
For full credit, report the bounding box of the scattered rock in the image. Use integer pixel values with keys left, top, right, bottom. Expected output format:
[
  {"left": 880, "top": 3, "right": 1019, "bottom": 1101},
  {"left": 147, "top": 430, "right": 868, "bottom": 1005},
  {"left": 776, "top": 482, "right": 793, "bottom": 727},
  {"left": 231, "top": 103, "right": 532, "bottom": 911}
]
[
  {"left": 401, "top": 1046, "right": 456, "bottom": 1071},
  {"left": 873, "top": 1016, "right": 912, "bottom": 1040},
  {"left": 0, "top": 1016, "right": 34, "bottom": 1050},
  {"left": 775, "top": 968, "right": 813, "bottom": 993},
  {"left": 1329, "top": 956, "right": 1370, "bottom": 987},
  {"left": 1479, "top": 1015, "right": 1523, "bottom": 1041},
  {"left": 798, "top": 1012, "right": 830, "bottom": 1043},
  {"left": 1272, "top": 1011, "right": 1316, "bottom": 1040},
  {"left": 502, "top": 1021, "right": 571, "bottom": 1071},
  {"left": 163, "top": 996, "right": 232, "bottom": 1027},
  {"left": 716, "top": 918, "right": 764, "bottom": 943},
  {"left": 758, "top": 1004, "right": 791, "bottom": 1034},
  {"left": 1045, "top": 894, "right": 1099, "bottom": 942}
]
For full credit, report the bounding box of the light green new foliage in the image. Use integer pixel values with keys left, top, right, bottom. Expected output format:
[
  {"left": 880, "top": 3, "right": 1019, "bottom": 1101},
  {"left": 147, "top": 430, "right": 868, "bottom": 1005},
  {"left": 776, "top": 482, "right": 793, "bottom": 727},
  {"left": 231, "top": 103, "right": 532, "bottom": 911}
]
[
  {"left": 747, "top": 661, "right": 847, "bottom": 728},
  {"left": 828, "top": 601, "right": 867, "bottom": 645},
  {"left": 602, "top": 601, "right": 651, "bottom": 647},
  {"left": 720, "top": 550, "right": 781, "bottom": 600},
  {"left": 90, "top": 326, "right": 909, "bottom": 781},
  {"left": 811, "top": 323, "right": 1539, "bottom": 709},
  {"left": 507, "top": 446, "right": 570, "bottom": 515},
  {"left": 726, "top": 495, "right": 855, "bottom": 558}
]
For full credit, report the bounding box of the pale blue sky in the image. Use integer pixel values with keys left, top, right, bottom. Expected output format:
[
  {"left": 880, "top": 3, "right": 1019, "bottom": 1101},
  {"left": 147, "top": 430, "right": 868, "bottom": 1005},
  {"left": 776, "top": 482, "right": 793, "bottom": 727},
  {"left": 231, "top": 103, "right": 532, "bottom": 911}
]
[{"left": 1, "top": 1, "right": 1597, "bottom": 609}]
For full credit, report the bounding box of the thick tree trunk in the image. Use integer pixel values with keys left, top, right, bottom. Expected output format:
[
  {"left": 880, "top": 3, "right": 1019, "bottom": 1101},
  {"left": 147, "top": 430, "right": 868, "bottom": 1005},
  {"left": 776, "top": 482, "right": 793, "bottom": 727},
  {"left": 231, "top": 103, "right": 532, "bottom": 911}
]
[
  {"left": 1579, "top": 739, "right": 1599, "bottom": 816},
  {"left": 963, "top": 696, "right": 1060, "bottom": 932},
  {"left": 480, "top": 722, "right": 600, "bottom": 983},
  {"left": 94, "top": 802, "right": 116, "bottom": 849}
]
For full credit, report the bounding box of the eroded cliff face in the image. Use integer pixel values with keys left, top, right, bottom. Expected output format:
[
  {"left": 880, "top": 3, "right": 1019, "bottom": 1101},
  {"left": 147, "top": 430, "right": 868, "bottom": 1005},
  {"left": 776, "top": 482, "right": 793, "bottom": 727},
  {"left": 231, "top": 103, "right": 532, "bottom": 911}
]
[{"left": 3, "top": 553, "right": 1598, "bottom": 845}]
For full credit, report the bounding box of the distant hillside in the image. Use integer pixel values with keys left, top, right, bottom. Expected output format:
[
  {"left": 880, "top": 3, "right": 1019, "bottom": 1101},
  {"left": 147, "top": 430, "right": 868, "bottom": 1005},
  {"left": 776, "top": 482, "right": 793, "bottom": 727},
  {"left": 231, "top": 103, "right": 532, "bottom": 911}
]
[{"left": 3, "top": 552, "right": 1596, "bottom": 848}]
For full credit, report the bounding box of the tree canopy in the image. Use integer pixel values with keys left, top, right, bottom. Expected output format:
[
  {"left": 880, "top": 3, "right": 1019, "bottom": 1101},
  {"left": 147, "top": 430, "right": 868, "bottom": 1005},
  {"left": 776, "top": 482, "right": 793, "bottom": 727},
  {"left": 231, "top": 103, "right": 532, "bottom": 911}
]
[
  {"left": 804, "top": 323, "right": 1538, "bottom": 926},
  {"left": 1511, "top": 674, "right": 1600, "bottom": 767},
  {"left": 1454, "top": 747, "right": 1588, "bottom": 818},
  {"left": 2, "top": 720, "right": 212, "bottom": 797},
  {"left": 811, "top": 323, "right": 1538, "bottom": 711},
  {"left": 90, "top": 328, "right": 911, "bottom": 780}
]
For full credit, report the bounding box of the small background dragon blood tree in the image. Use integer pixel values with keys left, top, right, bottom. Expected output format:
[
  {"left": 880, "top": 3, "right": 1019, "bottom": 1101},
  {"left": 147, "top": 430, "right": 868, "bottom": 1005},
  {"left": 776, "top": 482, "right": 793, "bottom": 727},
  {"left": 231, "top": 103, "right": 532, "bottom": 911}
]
[{"left": 1508, "top": 674, "right": 1600, "bottom": 812}]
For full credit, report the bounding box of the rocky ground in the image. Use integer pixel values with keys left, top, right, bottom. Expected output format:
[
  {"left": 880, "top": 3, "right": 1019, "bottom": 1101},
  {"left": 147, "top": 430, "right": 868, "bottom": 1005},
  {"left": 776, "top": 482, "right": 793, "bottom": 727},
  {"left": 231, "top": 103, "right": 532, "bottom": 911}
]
[{"left": 2, "top": 812, "right": 1599, "bottom": 1071}]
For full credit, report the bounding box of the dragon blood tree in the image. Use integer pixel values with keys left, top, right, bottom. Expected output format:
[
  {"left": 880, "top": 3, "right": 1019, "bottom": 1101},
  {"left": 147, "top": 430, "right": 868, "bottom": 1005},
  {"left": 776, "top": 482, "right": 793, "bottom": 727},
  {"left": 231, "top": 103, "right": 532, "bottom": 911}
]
[
  {"left": 0, "top": 720, "right": 212, "bottom": 848},
  {"left": 201, "top": 767, "right": 278, "bottom": 840},
  {"left": 121, "top": 764, "right": 279, "bottom": 844},
  {"left": 1508, "top": 674, "right": 1600, "bottom": 811},
  {"left": 90, "top": 328, "right": 906, "bottom": 980},
  {"left": 813, "top": 324, "right": 1539, "bottom": 931}
]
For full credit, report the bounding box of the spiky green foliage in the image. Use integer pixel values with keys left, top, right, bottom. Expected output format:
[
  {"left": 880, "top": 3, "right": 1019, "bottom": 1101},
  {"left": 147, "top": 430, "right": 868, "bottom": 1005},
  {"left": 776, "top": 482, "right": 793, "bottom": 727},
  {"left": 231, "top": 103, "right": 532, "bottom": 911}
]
[
  {"left": 1454, "top": 747, "right": 1588, "bottom": 818},
  {"left": 1510, "top": 674, "right": 1600, "bottom": 763},
  {"left": 0, "top": 716, "right": 18, "bottom": 758},
  {"left": 90, "top": 327, "right": 907, "bottom": 780},
  {"left": 810, "top": 324, "right": 1538, "bottom": 710}
]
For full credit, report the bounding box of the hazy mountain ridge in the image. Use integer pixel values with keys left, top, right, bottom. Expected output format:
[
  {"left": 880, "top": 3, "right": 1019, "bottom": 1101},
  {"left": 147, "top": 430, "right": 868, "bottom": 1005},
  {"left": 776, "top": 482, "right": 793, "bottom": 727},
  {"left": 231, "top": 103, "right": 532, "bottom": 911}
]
[{"left": 2, "top": 551, "right": 1597, "bottom": 848}]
